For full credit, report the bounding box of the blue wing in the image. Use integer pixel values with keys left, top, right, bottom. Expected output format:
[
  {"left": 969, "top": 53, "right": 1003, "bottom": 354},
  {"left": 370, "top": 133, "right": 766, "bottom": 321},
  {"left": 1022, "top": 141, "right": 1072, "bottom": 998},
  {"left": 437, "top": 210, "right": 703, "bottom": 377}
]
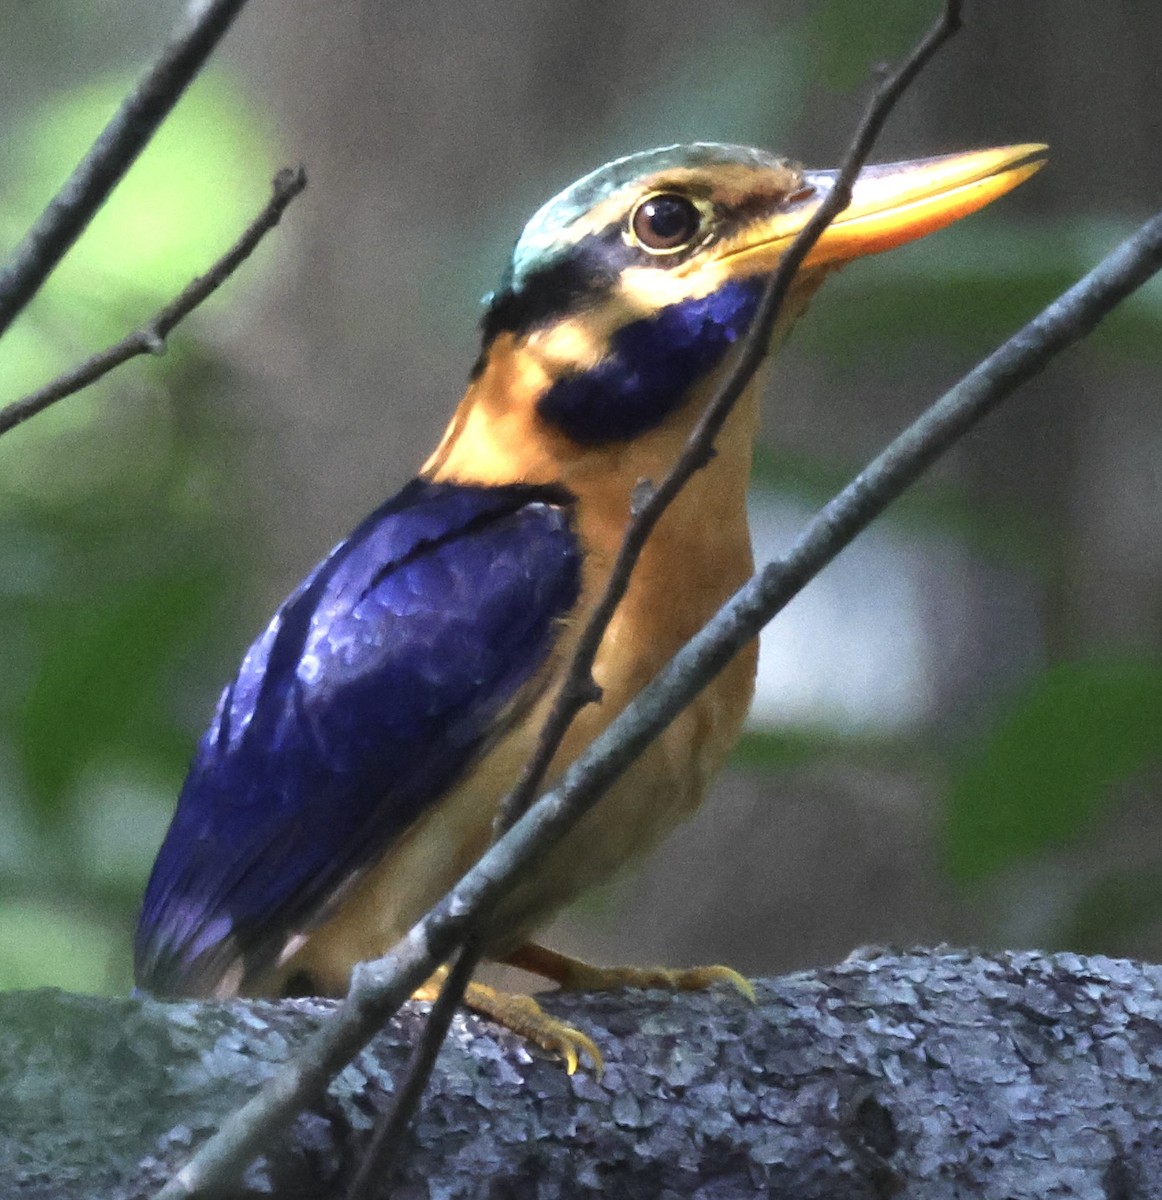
[{"left": 135, "top": 479, "right": 580, "bottom": 997}]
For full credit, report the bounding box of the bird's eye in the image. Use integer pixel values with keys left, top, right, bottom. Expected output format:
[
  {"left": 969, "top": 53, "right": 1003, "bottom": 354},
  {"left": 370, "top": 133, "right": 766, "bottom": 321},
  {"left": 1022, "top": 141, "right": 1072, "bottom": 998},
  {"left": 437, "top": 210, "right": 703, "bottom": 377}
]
[{"left": 629, "top": 193, "right": 703, "bottom": 253}]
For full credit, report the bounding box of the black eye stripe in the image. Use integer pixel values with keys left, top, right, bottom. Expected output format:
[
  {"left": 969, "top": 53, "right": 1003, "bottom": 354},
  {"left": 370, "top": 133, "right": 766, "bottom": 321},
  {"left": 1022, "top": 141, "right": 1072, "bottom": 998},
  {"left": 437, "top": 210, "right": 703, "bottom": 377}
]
[
  {"left": 712, "top": 184, "right": 809, "bottom": 239},
  {"left": 478, "top": 231, "right": 623, "bottom": 352},
  {"left": 477, "top": 178, "right": 800, "bottom": 358}
]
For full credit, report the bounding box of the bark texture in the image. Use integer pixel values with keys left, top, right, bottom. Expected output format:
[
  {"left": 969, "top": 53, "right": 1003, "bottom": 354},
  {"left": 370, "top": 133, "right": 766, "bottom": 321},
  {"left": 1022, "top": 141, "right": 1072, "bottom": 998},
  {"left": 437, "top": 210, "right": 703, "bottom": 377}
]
[{"left": 4, "top": 948, "right": 1162, "bottom": 1199}]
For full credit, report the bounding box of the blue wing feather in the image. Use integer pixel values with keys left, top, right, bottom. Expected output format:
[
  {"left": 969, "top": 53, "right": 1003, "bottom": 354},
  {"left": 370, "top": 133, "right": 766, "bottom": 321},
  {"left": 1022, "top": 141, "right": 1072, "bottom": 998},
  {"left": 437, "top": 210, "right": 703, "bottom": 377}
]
[{"left": 135, "top": 479, "right": 580, "bottom": 996}]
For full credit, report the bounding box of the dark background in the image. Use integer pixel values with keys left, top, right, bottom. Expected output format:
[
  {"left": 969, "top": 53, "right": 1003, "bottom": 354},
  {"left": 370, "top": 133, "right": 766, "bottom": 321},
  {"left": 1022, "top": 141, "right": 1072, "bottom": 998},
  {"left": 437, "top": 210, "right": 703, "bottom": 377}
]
[{"left": 0, "top": 0, "right": 1159, "bottom": 994}]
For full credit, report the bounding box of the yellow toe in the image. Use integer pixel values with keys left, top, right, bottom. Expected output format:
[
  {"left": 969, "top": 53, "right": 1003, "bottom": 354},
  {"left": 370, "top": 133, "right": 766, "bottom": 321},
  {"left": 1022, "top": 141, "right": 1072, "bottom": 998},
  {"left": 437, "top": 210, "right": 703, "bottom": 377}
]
[
  {"left": 667, "top": 963, "right": 757, "bottom": 1002},
  {"left": 504, "top": 944, "right": 755, "bottom": 1002},
  {"left": 465, "top": 981, "right": 604, "bottom": 1077}
]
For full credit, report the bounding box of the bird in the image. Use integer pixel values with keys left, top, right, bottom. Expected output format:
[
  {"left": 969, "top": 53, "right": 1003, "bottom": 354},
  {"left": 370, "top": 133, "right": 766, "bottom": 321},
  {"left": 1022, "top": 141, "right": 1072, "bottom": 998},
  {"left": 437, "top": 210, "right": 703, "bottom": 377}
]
[{"left": 135, "top": 140, "right": 1045, "bottom": 1072}]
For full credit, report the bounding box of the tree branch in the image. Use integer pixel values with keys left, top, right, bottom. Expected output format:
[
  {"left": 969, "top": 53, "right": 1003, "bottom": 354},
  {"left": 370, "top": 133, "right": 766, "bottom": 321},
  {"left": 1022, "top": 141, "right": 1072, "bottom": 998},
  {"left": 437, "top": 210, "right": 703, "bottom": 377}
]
[
  {"left": 0, "top": 167, "right": 306, "bottom": 440},
  {"left": 154, "top": 198, "right": 1162, "bottom": 1200},
  {"left": 0, "top": 0, "right": 251, "bottom": 340},
  {"left": 490, "top": 0, "right": 964, "bottom": 839},
  {"left": 12, "top": 950, "right": 1162, "bottom": 1197}
]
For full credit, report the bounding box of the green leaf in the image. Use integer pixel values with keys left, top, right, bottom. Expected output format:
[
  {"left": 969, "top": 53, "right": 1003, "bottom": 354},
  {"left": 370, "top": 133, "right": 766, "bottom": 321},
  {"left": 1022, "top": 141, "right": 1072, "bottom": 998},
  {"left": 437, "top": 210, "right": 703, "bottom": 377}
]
[{"left": 945, "top": 659, "right": 1162, "bottom": 882}]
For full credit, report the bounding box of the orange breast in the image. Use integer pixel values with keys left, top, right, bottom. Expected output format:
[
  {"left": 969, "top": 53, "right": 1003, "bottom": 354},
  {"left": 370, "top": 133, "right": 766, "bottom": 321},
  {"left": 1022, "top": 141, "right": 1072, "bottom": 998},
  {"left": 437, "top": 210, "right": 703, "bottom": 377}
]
[{"left": 281, "top": 353, "right": 762, "bottom": 993}]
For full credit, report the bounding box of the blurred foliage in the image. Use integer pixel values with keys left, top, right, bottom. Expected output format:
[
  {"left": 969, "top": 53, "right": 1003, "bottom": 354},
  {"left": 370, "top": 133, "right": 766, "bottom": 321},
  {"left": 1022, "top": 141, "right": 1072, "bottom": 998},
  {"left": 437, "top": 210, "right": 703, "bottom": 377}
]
[
  {"left": 809, "top": 0, "right": 935, "bottom": 90},
  {"left": 735, "top": 726, "right": 941, "bottom": 774},
  {"left": 751, "top": 443, "right": 1055, "bottom": 573},
  {"left": 0, "top": 899, "right": 123, "bottom": 992},
  {"left": 0, "top": 67, "right": 275, "bottom": 993},
  {"left": 1064, "top": 867, "right": 1162, "bottom": 958},
  {"left": 606, "top": 11, "right": 808, "bottom": 152},
  {"left": 1, "top": 71, "right": 276, "bottom": 400},
  {"left": 800, "top": 223, "right": 1162, "bottom": 364},
  {"left": 945, "top": 659, "right": 1162, "bottom": 882}
]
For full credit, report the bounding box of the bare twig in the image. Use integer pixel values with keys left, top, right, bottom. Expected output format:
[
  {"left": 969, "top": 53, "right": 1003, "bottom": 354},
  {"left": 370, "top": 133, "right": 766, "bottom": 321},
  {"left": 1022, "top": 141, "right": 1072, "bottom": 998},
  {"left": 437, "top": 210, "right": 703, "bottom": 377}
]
[
  {"left": 0, "top": 0, "right": 251, "bottom": 340},
  {"left": 490, "top": 0, "right": 963, "bottom": 839},
  {"left": 155, "top": 203, "right": 1162, "bottom": 1200},
  {"left": 0, "top": 167, "right": 306, "bottom": 440},
  {"left": 343, "top": 940, "right": 480, "bottom": 1200},
  {"left": 349, "top": 2, "right": 967, "bottom": 1188}
]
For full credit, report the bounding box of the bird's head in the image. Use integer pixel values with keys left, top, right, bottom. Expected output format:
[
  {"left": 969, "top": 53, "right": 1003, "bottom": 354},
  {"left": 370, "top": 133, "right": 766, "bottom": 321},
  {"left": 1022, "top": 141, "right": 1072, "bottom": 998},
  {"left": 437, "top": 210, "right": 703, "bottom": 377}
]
[{"left": 426, "top": 142, "right": 1045, "bottom": 483}]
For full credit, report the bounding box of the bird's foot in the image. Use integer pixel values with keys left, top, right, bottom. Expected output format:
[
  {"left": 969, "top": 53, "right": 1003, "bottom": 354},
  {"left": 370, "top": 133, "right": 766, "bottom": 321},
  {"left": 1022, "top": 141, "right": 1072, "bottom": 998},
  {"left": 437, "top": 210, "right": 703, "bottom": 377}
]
[
  {"left": 465, "top": 981, "right": 604, "bottom": 1077},
  {"left": 414, "top": 970, "right": 603, "bottom": 1076},
  {"left": 414, "top": 944, "right": 753, "bottom": 1077},
  {"left": 503, "top": 942, "right": 756, "bottom": 1001}
]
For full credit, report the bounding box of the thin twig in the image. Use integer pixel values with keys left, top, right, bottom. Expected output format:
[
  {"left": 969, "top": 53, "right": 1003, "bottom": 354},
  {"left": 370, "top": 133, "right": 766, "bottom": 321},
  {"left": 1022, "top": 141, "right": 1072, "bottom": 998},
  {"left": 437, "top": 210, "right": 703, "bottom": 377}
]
[
  {"left": 491, "top": 0, "right": 963, "bottom": 839},
  {"left": 307, "top": 2, "right": 967, "bottom": 1189},
  {"left": 0, "top": 167, "right": 307, "bottom": 440},
  {"left": 0, "top": 0, "right": 251, "bottom": 340},
  {"left": 556, "top": 208, "right": 1162, "bottom": 809},
  {"left": 154, "top": 203, "right": 1162, "bottom": 1200},
  {"left": 342, "top": 940, "right": 480, "bottom": 1200},
  {"left": 342, "top": 940, "right": 488, "bottom": 1192}
]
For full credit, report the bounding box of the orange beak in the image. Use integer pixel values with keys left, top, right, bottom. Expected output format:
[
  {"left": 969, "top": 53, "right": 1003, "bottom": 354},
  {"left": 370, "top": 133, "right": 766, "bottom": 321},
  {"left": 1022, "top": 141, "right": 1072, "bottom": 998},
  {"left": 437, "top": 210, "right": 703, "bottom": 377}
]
[
  {"left": 721, "top": 144, "right": 1047, "bottom": 274},
  {"left": 800, "top": 144, "right": 1048, "bottom": 266}
]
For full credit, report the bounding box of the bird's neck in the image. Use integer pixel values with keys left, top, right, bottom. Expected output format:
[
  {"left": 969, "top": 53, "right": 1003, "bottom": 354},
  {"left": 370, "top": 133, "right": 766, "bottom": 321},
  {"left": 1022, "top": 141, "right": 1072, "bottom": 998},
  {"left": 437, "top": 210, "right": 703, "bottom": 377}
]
[
  {"left": 423, "top": 334, "right": 763, "bottom": 545},
  {"left": 425, "top": 335, "right": 771, "bottom": 736}
]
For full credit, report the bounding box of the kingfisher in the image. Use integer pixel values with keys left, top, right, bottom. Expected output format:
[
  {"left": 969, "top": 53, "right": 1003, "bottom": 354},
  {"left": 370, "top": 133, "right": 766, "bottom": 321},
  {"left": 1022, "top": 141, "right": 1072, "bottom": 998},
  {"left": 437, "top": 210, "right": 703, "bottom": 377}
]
[{"left": 135, "top": 141, "right": 1045, "bottom": 1072}]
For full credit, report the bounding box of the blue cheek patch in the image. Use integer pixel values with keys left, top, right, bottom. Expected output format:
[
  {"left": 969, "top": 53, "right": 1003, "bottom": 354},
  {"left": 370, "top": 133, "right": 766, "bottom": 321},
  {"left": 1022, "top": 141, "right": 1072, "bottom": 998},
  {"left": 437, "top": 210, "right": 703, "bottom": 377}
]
[
  {"left": 537, "top": 277, "right": 764, "bottom": 444},
  {"left": 135, "top": 480, "right": 580, "bottom": 996}
]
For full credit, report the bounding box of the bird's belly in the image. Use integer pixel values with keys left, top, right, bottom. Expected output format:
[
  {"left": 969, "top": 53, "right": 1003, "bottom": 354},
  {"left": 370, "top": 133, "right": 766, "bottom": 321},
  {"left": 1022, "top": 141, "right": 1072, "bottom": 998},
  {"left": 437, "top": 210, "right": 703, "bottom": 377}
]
[
  {"left": 284, "top": 634, "right": 756, "bottom": 994},
  {"left": 486, "top": 654, "right": 754, "bottom": 954}
]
